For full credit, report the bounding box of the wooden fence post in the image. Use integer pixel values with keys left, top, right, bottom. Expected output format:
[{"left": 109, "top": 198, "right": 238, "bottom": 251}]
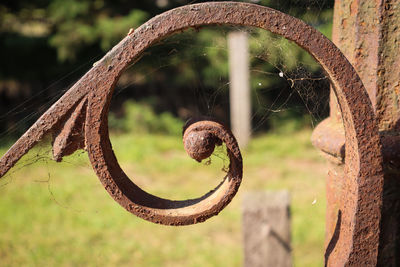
[{"left": 228, "top": 31, "right": 251, "bottom": 148}]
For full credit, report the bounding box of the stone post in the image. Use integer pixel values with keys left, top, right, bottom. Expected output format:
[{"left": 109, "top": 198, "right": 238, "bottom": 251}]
[{"left": 242, "top": 191, "right": 291, "bottom": 267}]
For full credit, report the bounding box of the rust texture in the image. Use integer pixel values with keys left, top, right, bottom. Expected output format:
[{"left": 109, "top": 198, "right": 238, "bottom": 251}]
[
  {"left": 183, "top": 118, "right": 223, "bottom": 162},
  {"left": 312, "top": 0, "right": 400, "bottom": 265},
  {"left": 52, "top": 97, "right": 87, "bottom": 162},
  {"left": 0, "top": 2, "right": 384, "bottom": 264}
]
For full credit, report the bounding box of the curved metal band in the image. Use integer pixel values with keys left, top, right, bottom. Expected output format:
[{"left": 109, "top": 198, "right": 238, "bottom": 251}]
[
  {"left": 0, "top": 2, "right": 383, "bottom": 264},
  {"left": 86, "top": 114, "right": 242, "bottom": 226}
]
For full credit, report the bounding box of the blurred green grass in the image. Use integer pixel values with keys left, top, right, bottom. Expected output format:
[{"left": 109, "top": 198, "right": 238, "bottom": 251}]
[{"left": 0, "top": 129, "right": 326, "bottom": 266}]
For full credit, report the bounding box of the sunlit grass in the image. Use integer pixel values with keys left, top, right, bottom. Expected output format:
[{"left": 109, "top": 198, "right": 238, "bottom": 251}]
[{"left": 0, "top": 129, "right": 326, "bottom": 266}]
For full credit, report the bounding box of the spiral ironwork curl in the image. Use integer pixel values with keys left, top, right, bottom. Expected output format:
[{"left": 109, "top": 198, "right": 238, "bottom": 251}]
[{"left": 86, "top": 112, "right": 242, "bottom": 225}]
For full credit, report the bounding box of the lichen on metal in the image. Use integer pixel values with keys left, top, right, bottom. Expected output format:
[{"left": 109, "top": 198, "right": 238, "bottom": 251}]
[{"left": 0, "top": 2, "right": 384, "bottom": 265}]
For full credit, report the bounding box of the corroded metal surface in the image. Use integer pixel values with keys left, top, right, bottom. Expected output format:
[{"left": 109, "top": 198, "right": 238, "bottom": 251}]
[
  {"left": 183, "top": 118, "right": 223, "bottom": 162},
  {"left": 313, "top": 0, "right": 400, "bottom": 265},
  {"left": 312, "top": 119, "right": 400, "bottom": 164},
  {"left": 52, "top": 97, "right": 87, "bottom": 162},
  {"left": 87, "top": 113, "right": 243, "bottom": 225},
  {"left": 0, "top": 2, "right": 384, "bottom": 264}
]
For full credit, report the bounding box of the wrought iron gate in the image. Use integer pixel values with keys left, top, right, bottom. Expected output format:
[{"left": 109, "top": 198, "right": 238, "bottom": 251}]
[{"left": 0, "top": 2, "right": 388, "bottom": 265}]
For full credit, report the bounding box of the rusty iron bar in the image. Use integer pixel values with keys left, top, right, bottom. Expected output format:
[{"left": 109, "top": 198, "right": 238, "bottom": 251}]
[
  {"left": 312, "top": 0, "right": 400, "bottom": 265},
  {"left": 0, "top": 2, "right": 384, "bottom": 265}
]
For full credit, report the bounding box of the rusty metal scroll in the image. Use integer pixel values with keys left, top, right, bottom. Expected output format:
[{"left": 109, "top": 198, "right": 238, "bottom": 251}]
[{"left": 0, "top": 2, "right": 383, "bottom": 265}]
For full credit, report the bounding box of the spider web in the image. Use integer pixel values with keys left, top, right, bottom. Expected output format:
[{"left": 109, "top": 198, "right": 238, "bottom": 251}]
[{"left": 0, "top": 0, "right": 332, "bottom": 211}]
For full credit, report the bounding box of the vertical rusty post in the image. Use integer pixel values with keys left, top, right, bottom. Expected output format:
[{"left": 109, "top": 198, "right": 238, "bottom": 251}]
[{"left": 312, "top": 0, "right": 400, "bottom": 265}]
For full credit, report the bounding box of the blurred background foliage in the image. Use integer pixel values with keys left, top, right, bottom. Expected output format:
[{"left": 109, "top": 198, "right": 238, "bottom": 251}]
[{"left": 0, "top": 0, "right": 333, "bottom": 138}]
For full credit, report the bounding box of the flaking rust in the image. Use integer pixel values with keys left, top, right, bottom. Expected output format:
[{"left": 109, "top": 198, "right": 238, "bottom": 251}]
[
  {"left": 183, "top": 118, "right": 223, "bottom": 162},
  {"left": 312, "top": 1, "right": 400, "bottom": 265},
  {"left": 0, "top": 2, "right": 384, "bottom": 265},
  {"left": 52, "top": 97, "right": 88, "bottom": 162}
]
